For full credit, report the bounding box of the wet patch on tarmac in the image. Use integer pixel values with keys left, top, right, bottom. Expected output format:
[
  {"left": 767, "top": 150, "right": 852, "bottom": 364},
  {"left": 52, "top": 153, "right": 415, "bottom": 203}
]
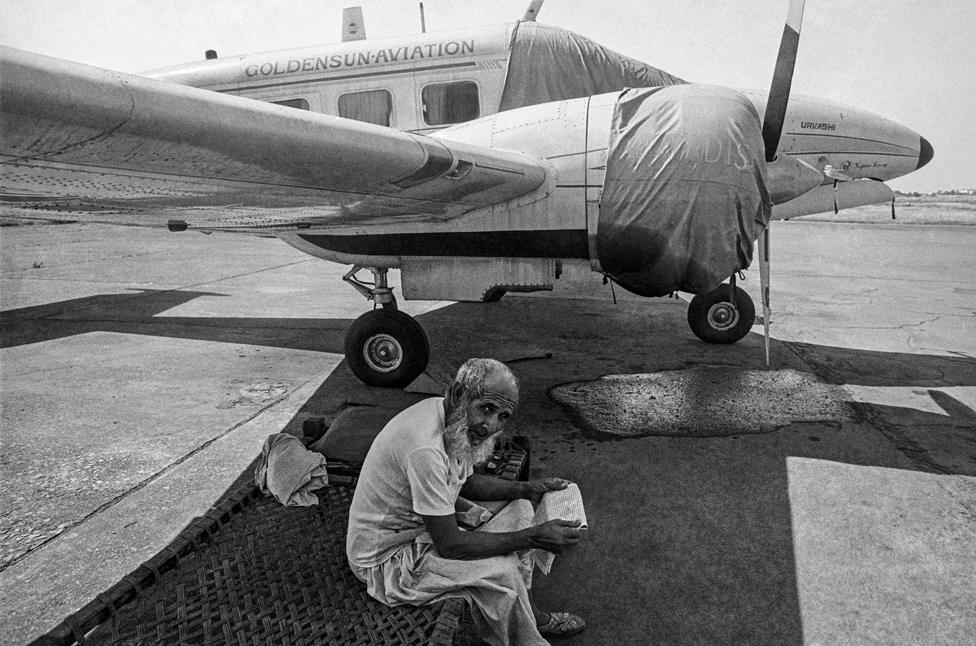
[
  {"left": 549, "top": 368, "right": 852, "bottom": 438},
  {"left": 217, "top": 381, "right": 290, "bottom": 409}
]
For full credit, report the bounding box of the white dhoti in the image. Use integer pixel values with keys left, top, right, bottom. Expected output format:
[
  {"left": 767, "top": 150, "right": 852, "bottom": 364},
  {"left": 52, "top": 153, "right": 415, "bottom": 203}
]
[{"left": 351, "top": 499, "right": 549, "bottom": 646}]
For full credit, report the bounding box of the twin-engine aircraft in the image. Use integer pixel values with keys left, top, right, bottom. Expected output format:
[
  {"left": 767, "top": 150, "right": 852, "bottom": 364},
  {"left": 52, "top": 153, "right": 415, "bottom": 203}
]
[{"left": 0, "top": 1, "right": 932, "bottom": 387}]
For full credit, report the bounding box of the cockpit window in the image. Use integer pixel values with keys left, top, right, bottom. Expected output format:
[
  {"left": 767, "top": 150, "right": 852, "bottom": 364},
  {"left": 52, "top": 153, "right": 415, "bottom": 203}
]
[
  {"left": 273, "top": 98, "right": 309, "bottom": 110},
  {"left": 422, "top": 81, "right": 479, "bottom": 126},
  {"left": 338, "top": 89, "right": 393, "bottom": 127}
]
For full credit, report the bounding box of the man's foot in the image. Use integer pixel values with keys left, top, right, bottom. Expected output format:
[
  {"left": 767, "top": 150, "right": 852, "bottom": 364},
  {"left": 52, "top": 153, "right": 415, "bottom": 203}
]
[{"left": 536, "top": 611, "right": 586, "bottom": 637}]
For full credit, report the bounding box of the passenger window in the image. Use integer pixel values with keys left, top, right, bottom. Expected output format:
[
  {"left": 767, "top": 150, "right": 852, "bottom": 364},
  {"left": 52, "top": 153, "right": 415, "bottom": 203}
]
[
  {"left": 422, "top": 81, "right": 479, "bottom": 126},
  {"left": 272, "top": 98, "right": 309, "bottom": 110},
  {"left": 338, "top": 89, "right": 393, "bottom": 126}
]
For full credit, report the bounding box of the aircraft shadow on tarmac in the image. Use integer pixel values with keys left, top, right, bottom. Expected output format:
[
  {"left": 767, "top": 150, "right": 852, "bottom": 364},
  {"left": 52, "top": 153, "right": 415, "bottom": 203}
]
[
  {"left": 260, "top": 296, "right": 975, "bottom": 645},
  {"left": 7, "top": 290, "right": 973, "bottom": 644},
  {"left": 0, "top": 288, "right": 353, "bottom": 352}
]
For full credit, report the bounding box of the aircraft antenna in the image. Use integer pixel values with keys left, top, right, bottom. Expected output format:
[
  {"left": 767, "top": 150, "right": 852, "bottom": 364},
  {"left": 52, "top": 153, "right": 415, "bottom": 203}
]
[
  {"left": 522, "top": 0, "right": 544, "bottom": 21},
  {"left": 341, "top": 7, "right": 367, "bottom": 42},
  {"left": 420, "top": 3, "right": 426, "bottom": 33}
]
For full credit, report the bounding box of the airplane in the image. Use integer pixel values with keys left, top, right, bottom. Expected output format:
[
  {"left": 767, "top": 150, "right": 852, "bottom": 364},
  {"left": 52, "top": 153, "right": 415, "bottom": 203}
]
[{"left": 0, "top": 1, "right": 933, "bottom": 388}]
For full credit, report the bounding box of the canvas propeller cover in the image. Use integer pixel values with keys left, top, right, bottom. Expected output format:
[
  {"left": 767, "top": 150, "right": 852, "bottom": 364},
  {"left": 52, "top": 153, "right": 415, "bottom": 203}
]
[
  {"left": 500, "top": 21, "right": 684, "bottom": 111},
  {"left": 597, "top": 85, "right": 771, "bottom": 297}
]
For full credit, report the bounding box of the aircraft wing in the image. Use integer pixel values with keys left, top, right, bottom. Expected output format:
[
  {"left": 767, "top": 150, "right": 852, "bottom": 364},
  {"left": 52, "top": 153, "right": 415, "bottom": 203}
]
[{"left": 0, "top": 46, "right": 547, "bottom": 232}]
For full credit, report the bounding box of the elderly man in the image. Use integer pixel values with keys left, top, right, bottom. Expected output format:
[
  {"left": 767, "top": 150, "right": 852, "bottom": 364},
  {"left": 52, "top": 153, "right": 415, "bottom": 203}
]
[{"left": 346, "top": 358, "right": 585, "bottom": 645}]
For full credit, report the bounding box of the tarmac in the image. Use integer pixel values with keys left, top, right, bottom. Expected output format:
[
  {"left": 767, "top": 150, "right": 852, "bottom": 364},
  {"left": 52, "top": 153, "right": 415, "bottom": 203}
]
[{"left": 1, "top": 219, "right": 974, "bottom": 645}]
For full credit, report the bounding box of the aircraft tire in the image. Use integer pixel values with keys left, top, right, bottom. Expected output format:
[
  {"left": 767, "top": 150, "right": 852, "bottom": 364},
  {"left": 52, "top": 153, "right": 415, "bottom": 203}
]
[
  {"left": 344, "top": 309, "right": 429, "bottom": 387},
  {"left": 687, "top": 285, "right": 755, "bottom": 344}
]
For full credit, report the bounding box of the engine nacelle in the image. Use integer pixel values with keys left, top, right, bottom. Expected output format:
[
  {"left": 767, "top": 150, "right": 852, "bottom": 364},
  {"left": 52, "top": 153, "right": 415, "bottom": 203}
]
[
  {"left": 287, "top": 85, "right": 929, "bottom": 303},
  {"left": 595, "top": 85, "right": 771, "bottom": 297}
]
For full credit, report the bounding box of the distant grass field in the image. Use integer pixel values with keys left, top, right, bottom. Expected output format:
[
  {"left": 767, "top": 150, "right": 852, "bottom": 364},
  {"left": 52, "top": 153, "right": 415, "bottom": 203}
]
[
  {"left": 3, "top": 194, "right": 974, "bottom": 227},
  {"left": 800, "top": 194, "right": 976, "bottom": 225}
]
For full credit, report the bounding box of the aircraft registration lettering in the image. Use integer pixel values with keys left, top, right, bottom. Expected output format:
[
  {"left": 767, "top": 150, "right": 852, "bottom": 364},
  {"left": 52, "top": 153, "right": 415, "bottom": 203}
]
[
  {"left": 244, "top": 40, "right": 476, "bottom": 77},
  {"left": 800, "top": 121, "right": 836, "bottom": 131}
]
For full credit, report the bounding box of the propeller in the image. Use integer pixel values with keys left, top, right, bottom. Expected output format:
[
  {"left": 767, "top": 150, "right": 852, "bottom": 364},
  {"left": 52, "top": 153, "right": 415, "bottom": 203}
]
[
  {"left": 762, "top": 0, "right": 805, "bottom": 164},
  {"left": 757, "top": 0, "right": 806, "bottom": 366}
]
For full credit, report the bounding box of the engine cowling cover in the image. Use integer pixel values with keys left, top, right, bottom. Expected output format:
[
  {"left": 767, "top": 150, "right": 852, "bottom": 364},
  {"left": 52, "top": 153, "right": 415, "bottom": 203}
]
[{"left": 597, "top": 85, "right": 771, "bottom": 297}]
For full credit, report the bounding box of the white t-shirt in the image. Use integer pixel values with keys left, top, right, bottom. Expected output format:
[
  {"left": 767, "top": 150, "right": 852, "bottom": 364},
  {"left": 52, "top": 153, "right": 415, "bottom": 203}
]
[{"left": 346, "top": 397, "right": 473, "bottom": 569}]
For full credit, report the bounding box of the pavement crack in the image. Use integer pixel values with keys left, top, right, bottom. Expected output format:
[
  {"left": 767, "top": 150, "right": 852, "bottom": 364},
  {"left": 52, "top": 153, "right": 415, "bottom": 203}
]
[
  {"left": 0, "top": 386, "right": 296, "bottom": 573},
  {"left": 151, "top": 259, "right": 315, "bottom": 295},
  {"left": 781, "top": 339, "right": 960, "bottom": 476},
  {"left": 840, "top": 314, "right": 944, "bottom": 332}
]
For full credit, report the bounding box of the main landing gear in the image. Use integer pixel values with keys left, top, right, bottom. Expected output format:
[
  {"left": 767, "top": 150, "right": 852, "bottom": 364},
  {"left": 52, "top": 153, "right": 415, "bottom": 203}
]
[
  {"left": 687, "top": 274, "right": 755, "bottom": 344},
  {"left": 342, "top": 266, "right": 430, "bottom": 387}
]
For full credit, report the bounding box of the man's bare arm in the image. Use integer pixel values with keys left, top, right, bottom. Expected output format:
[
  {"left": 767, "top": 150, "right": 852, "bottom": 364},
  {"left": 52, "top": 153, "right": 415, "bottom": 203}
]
[
  {"left": 459, "top": 474, "right": 528, "bottom": 501},
  {"left": 460, "top": 475, "right": 572, "bottom": 502},
  {"left": 422, "top": 513, "right": 581, "bottom": 560}
]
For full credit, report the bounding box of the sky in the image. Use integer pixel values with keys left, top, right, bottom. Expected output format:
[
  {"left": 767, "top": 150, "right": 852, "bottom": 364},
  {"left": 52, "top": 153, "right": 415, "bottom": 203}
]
[{"left": 1, "top": 0, "right": 973, "bottom": 192}]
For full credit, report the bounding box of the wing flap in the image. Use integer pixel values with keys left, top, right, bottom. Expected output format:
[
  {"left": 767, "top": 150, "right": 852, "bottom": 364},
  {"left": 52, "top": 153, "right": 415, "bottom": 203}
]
[{"left": 0, "top": 46, "right": 546, "bottom": 231}]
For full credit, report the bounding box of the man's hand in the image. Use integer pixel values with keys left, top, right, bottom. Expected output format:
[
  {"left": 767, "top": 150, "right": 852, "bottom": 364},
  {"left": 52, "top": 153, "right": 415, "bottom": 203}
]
[
  {"left": 529, "top": 519, "right": 583, "bottom": 553},
  {"left": 524, "top": 477, "right": 572, "bottom": 504}
]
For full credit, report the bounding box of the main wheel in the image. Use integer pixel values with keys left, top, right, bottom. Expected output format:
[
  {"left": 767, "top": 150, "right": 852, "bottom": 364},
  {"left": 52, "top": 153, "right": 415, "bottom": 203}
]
[
  {"left": 687, "top": 285, "right": 755, "bottom": 344},
  {"left": 344, "top": 309, "right": 430, "bottom": 387}
]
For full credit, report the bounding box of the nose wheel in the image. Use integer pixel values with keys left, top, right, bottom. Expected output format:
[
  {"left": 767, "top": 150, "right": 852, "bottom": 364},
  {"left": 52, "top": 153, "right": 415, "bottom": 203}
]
[
  {"left": 342, "top": 266, "right": 430, "bottom": 387},
  {"left": 687, "top": 282, "right": 755, "bottom": 344},
  {"left": 345, "top": 309, "right": 430, "bottom": 387}
]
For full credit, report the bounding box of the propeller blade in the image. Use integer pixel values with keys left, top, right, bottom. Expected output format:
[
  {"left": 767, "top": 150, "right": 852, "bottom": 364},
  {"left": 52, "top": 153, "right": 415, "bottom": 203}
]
[
  {"left": 762, "top": 0, "right": 806, "bottom": 162},
  {"left": 758, "top": 227, "right": 772, "bottom": 367},
  {"left": 759, "top": 0, "right": 803, "bottom": 368}
]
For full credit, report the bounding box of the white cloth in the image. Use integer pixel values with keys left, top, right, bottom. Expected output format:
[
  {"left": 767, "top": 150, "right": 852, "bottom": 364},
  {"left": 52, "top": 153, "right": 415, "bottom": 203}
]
[
  {"left": 455, "top": 497, "right": 493, "bottom": 530},
  {"left": 254, "top": 433, "right": 329, "bottom": 506},
  {"left": 346, "top": 397, "right": 473, "bottom": 569}
]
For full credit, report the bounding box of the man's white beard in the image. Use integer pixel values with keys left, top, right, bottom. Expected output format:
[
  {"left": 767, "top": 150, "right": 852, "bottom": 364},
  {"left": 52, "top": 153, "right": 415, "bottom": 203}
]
[{"left": 444, "top": 405, "right": 498, "bottom": 472}]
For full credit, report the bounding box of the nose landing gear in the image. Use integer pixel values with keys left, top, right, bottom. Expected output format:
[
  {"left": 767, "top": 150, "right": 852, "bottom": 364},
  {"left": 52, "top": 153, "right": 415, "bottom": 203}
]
[
  {"left": 343, "top": 266, "right": 430, "bottom": 387},
  {"left": 686, "top": 275, "right": 755, "bottom": 344}
]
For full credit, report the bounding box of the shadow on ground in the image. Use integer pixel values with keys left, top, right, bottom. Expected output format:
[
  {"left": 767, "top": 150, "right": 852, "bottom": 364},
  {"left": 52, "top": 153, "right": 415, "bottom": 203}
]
[
  {"left": 263, "top": 295, "right": 973, "bottom": 645},
  {"left": 24, "top": 290, "right": 976, "bottom": 645},
  {"left": 0, "top": 289, "right": 352, "bottom": 352}
]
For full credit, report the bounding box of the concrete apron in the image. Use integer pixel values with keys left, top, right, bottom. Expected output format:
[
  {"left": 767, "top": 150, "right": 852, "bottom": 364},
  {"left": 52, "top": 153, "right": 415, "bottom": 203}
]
[
  {"left": 2, "top": 221, "right": 974, "bottom": 645},
  {"left": 0, "top": 368, "right": 338, "bottom": 640},
  {"left": 0, "top": 224, "right": 356, "bottom": 642},
  {"left": 404, "top": 294, "right": 975, "bottom": 646}
]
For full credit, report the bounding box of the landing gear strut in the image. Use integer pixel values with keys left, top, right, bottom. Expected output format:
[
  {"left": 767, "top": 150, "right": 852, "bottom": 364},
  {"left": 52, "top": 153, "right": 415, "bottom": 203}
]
[
  {"left": 687, "top": 275, "right": 755, "bottom": 344},
  {"left": 343, "top": 266, "right": 430, "bottom": 387}
]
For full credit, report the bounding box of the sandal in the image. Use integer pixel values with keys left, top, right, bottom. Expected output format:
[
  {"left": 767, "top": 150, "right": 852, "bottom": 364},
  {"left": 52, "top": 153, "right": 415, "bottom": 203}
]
[{"left": 536, "top": 611, "right": 586, "bottom": 637}]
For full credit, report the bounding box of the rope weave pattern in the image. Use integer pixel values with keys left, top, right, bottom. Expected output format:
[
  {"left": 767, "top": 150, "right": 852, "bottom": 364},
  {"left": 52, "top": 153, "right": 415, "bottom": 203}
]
[{"left": 33, "top": 440, "right": 528, "bottom": 646}]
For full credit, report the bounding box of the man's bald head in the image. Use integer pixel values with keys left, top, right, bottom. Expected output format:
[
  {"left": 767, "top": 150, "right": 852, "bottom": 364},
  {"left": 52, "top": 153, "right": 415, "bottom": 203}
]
[{"left": 453, "top": 358, "right": 519, "bottom": 408}]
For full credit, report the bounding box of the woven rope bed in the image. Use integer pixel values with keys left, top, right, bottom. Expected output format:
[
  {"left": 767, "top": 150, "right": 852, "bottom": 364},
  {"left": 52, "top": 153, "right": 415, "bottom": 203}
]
[{"left": 31, "top": 440, "right": 529, "bottom": 646}]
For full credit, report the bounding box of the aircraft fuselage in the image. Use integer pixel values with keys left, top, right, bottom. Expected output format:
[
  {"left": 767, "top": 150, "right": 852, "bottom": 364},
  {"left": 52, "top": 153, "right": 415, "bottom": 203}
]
[{"left": 0, "top": 10, "right": 933, "bottom": 386}]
